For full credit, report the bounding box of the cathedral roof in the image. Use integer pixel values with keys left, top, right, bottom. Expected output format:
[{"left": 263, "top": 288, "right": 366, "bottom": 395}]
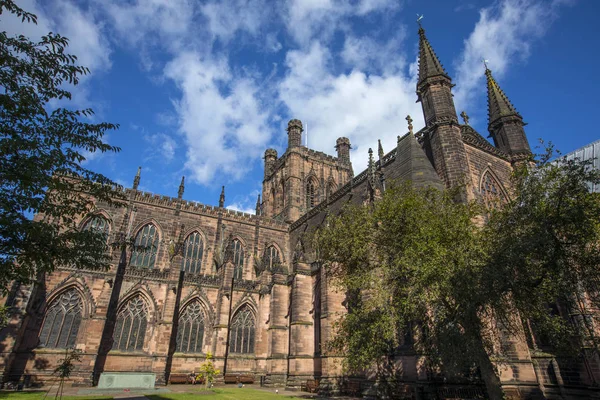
[
  {"left": 417, "top": 27, "right": 450, "bottom": 86},
  {"left": 485, "top": 67, "right": 521, "bottom": 125}
]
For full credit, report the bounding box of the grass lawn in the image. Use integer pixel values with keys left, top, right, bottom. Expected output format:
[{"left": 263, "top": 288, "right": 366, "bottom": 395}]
[
  {"left": 0, "top": 388, "right": 305, "bottom": 400},
  {"left": 0, "top": 393, "right": 111, "bottom": 400},
  {"left": 147, "top": 388, "right": 304, "bottom": 399}
]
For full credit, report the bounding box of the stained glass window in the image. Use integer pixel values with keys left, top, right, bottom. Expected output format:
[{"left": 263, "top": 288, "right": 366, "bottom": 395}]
[
  {"left": 229, "top": 306, "right": 255, "bottom": 354},
  {"left": 181, "top": 232, "right": 203, "bottom": 274},
  {"left": 83, "top": 215, "right": 110, "bottom": 240},
  {"left": 232, "top": 239, "right": 244, "bottom": 280},
  {"left": 130, "top": 224, "right": 159, "bottom": 268},
  {"left": 39, "top": 289, "right": 82, "bottom": 349},
  {"left": 176, "top": 301, "right": 205, "bottom": 353},
  {"left": 264, "top": 246, "right": 280, "bottom": 270},
  {"left": 113, "top": 296, "right": 147, "bottom": 352},
  {"left": 481, "top": 171, "right": 507, "bottom": 209}
]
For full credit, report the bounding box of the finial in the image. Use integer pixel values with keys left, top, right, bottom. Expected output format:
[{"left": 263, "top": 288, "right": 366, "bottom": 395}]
[
  {"left": 406, "top": 115, "right": 413, "bottom": 134},
  {"left": 377, "top": 139, "right": 384, "bottom": 160},
  {"left": 255, "top": 194, "right": 261, "bottom": 216},
  {"left": 416, "top": 14, "right": 424, "bottom": 27},
  {"left": 219, "top": 186, "right": 225, "bottom": 208},
  {"left": 368, "top": 148, "right": 375, "bottom": 182},
  {"left": 178, "top": 176, "right": 185, "bottom": 199},
  {"left": 133, "top": 166, "right": 141, "bottom": 190},
  {"left": 460, "top": 111, "right": 470, "bottom": 126},
  {"left": 482, "top": 57, "right": 490, "bottom": 72}
]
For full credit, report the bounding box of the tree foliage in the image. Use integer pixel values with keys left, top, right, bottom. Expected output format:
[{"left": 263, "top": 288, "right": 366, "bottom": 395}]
[
  {"left": 316, "top": 145, "right": 600, "bottom": 399},
  {"left": 0, "top": 0, "right": 124, "bottom": 290}
]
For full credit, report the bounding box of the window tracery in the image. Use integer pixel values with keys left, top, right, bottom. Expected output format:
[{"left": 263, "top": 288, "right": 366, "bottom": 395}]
[
  {"left": 176, "top": 301, "right": 205, "bottom": 353},
  {"left": 130, "top": 224, "right": 159, "bottom": 268},
  {"left": 83, "top": 215, "right": 110, "bottom": 240},
  {"left": 229, "top": 305, "right": 255, "bottom": 354},
  {"left": 113, "top": 296, "right": 148, "bottom": 352},
  {"left": 232, "top": 239, "right": 244, "bottom": 280},
  {"left": 264, "top": 246, "right": 280, "bottom": 270},
  {"left": 39, "top": 289, "right": 83, "bottom": 349},
  {"left": 480, "top": 171, "right": 507, "bottom": 209},
  {"left": 181, "top": 232, "right": 203, "bottom": 274}
]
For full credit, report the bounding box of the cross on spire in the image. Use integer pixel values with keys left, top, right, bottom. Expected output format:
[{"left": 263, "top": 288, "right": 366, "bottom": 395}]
[{"left": 460, "top": 111, "right": 470, "bottom": 125}]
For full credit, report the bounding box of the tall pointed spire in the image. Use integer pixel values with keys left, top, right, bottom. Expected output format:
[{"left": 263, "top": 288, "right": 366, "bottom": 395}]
[
  {"left": 133, "top": 167, "right": 141, "bottom": 190},
  {"left": 484, "top": 66, "right": 531, "bottom": 161},
  {"left": 255, "top": 194, "right": 261, "bottom": 216},
  {"left": 178, "top": 176, "right": 185, "bottom": 199},
  {"left": 377, "top": 139, "right": 384, "bottom": 161},
  {"left": 219, "top": 186, "right": 225, "bottom": 208},
  {"left": 417, "top": 26, "right": 450, "bottom": 86},
  {"left": 485, "top": 67, "right": 520, "bottom": 124}
]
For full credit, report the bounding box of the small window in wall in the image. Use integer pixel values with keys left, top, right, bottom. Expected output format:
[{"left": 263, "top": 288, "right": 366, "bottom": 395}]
[
  {"left": 130, "top": 224, "right": 159, "bottom": 268},
  {"left": 229, "top": 306, "right": 255, "bottom": 354},
  {"left": 480, "top": 171, "right": 508, "bottom": 209},
  {"left": 264, "top": 246, "right": 280, "bottom": 270},
  {"left": 181, "top": 232, "right": 203, "bottom": 274},
  {"left": 113, "top": 296, "right": 148, "bottom": 352},
  {"left": 232, "top": 239, "right": 244, "bottom": 280},
  {"left": 39, "top": 289, "right": 83, "bottom": 349},
  {"left": 306, "top": 179, "right": 317, "bottom": 208},
  {"left": 176, "top": 301, "right": 205, "bottom": 353}
]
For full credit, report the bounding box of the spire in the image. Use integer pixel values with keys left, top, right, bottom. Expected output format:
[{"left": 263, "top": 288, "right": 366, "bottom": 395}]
[
  {"left": 377, "top": 139, "right": 384, "bottom": 161},
  {"left": 178, "top": 176, "right": 185, "bottom": 199},
  {"left": 219, "top": 186, "right": 225, "bottom": 208},
  {"left": 255, "top": 194, "right": 261, "bottom": 216},
  {"left": 368, "top": 148, "right": 375, "bottom": 185},
  {"left": 417, "top": 26, "right": 450, "bottom": 86},
  {"left": 133, "top": 167, "right": 141, "bottom": 190},
  {"left": 485, "top": 67, "right": 520, "bottom": 125}
]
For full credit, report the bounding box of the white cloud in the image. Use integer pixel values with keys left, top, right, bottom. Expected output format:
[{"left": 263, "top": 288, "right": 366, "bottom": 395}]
[
  {"left": 278, "top": 42, "right": 422, "bottom": 173},
  {"left": 284, "top": 0, "right": 400, "bottom": 45},
  {"left": 341, "top": 29, "right": 407, "bottom": 74},
  {"left": 144, "top": 133, "right": 178, "bottom": 163},
  {"left": 200, "top": 0, "right": 269, "bottom": 42},
  {"left": 454, "top": 0, "right": 572, "bottom": 113},
  {"left": 164, "top": 52, "right": 272, "bottom": 185},
  {"left": 226, "top": 189, "right": 261, "bottom": 215}
]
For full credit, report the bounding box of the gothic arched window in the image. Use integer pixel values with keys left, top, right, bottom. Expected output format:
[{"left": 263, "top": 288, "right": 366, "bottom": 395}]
[
  {"left": 83, "top": 215, "right": 110, "bottom": 240},
  {"left": 176, "top": 301, "right": 205, "bottom": 353},
  {"left": 306, "top": 179, "right": 317, "bottom": 208},
  {"left": 480, "top": 171, "right": 508, "bottom": 209},
  {"left": 181, "top": 232, "right": 203, "bottom": 274},
  {"left": 326, "top": 180, "right": 336, "bottom": 201},
  {"left": 113, "top": 296, "right": 147, "bottom": 352},
  {"left": 39, "top": 289, "right": 83, "bottom": 349},
  {"left": 264, "top": 246, "right": 280, "bottom": 270},
  {"left": 130, "top": 224, "right": 159, "bottom": 268},
  {"left": 229, "top": 306, "right": 255, "bottom": 354},
  {"left": 232, "top": 239, "right": 244, "bottom": 280}
]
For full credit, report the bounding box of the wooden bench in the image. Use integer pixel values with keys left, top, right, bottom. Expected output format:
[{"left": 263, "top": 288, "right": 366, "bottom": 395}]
[
  {"left": 169, "top": 374, "right": 189, "bottom": 384},
  {"left": 343, "top": 380, "right": 361, "bottom": 397},
  {"left": 300, "top": 379, "right": 320, "bottom": 393},
  {"left": 224, "top": 374, "right": 254, "bottom": 384}
]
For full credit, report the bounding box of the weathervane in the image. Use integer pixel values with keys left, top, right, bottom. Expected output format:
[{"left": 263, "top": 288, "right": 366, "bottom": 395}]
[
  {"left": 416, "top": 14, "right": 424, "bottom": 26},
  {"left": 481, "top": 57, "right": 489, "bottom": 70}
]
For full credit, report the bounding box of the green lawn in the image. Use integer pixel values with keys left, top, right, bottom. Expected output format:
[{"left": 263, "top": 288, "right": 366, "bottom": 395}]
[
  {"left": 147, "top": 388, "right": 303, "bottom": 399},
  {"left": 0, "top": 393, "right": 111, "bottom": 400},
  {"left": 0, "top": 388, "right": 305, "bottom": 400}
]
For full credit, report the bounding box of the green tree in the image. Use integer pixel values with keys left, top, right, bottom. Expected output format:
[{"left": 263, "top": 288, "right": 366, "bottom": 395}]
[
  {"left": 316, "top": 147, "right": 600, "bottom": 399},
  {"left": 0, "top": 0, "right": 124, "bottom": 290},
  {"left": 197, "top": 352, "right": 220, "bottom": 389}
]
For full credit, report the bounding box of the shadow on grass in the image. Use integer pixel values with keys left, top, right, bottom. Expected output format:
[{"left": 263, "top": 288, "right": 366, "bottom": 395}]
[
  {"left": 0, "top": 393, "right": 113, "bottom": 400},
  {"left": 147, "top": 387, "right": 312, "bottom": 399}
]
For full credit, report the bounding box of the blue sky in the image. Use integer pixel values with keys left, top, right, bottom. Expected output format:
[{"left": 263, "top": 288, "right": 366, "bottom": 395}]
[{"left": 4, "top": 0, "right": 599, "bottom": 213}]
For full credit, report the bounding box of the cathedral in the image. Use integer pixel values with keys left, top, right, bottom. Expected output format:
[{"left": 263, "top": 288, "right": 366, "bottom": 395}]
[{"left": 0, "top": 26, "right": 597, "bottom": 399}]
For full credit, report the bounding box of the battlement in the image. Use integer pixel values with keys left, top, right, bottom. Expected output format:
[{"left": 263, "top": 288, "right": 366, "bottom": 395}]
[{"left": 119, "top": 187, "right": 288, "bottom": 230}]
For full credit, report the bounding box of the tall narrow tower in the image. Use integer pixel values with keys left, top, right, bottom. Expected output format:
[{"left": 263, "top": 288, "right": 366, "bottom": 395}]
[
  {"left": 416, "top": 26, "right": 470, "bottom": 193},
  {"left": 485, "top": 67, "right": 531, "bottom": 163}
]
